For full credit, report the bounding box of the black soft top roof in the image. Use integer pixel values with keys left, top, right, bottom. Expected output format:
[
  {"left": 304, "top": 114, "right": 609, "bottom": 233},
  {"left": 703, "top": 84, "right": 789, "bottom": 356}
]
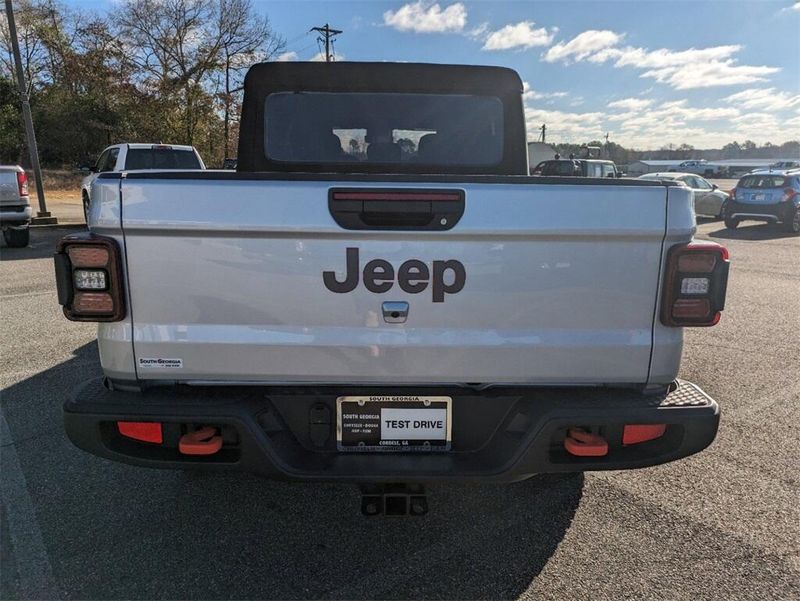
[
  {"left": 243, "top": 62, "right": 524, "bottom": 95},
  {"left": 237, "top": 62, "right": 528, "bottom": 175}
]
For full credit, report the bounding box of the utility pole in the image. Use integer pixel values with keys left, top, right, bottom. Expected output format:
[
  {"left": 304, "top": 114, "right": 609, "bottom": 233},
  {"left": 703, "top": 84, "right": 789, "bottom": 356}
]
[
  {"left": 310, "top": 23, "right": 342, "bottom": 62},
  {"left": 539, "top": 123, "right": 546, "bottom": 144},
  {"left": 4, "top": 0, "right": 54, "bottom": 223}
]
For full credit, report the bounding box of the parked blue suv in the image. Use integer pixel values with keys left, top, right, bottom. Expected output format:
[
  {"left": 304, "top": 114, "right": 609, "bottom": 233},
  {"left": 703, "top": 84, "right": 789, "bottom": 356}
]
[{"left": 725, "top": 169, "right": 800, "bottom": 234}]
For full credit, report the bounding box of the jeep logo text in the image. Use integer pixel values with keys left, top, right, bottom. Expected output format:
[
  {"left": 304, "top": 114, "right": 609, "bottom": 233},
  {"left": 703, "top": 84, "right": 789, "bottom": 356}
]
[{"left": 323, "top": 247, "right": 465, "bottom": 302}]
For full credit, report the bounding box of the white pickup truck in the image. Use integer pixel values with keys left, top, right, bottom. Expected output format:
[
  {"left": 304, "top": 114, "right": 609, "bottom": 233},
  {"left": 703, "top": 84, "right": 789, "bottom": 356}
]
[
  {"left": 55, "top": 63, "right": 729, "bottom": 510},
  {"left": 0, "top": 165, "right": 31, "bottom": 247},
  {"left": 80, "top": 143, "right": 205, "bottom": 221}
]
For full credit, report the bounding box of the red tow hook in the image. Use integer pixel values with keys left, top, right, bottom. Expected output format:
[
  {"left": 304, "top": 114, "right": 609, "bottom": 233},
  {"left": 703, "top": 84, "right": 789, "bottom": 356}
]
[
  {"left": 564, "top": 428, "right": 609, "bottom": 457},
  {"left": 179, "top": 426, "right": 223, "bottom": 456}
]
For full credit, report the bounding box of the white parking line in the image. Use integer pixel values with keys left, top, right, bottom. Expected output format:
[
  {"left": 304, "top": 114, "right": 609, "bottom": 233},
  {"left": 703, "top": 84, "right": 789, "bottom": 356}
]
[
  {"left": 0, "top": 410, "right": 61, "bottom": 600},
  {"left": 0, "top": 291, "right": 53, "bottom": 300}
]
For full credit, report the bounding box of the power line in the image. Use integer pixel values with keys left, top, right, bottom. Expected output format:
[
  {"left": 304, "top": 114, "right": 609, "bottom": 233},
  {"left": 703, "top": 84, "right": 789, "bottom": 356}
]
[
  {"left": 310, "top": 23, "right": 342, "bottom": 62},
  {"left": 284, "top": 31, "right": 311, "bottom": 48},
  {"left": 292, "top": 40, "right": 317, "bottom": 56}
]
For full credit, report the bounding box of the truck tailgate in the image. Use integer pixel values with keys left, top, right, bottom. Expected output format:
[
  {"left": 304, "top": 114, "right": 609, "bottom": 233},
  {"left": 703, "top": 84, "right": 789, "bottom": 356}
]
[{"left": 120, "top": 178, "right": 668, "bottom": 385}]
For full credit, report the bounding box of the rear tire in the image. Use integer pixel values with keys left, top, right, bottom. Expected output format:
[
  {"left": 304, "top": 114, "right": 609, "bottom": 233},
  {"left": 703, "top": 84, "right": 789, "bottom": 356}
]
[
  {"left": 724, "top": 215, "right": 739, "bottom": 229},
  {"left": 784, "top": 207, "right": 800, "bottom": 234},
  {"left": 3, "top": 227, "right": 30, "bottom": 247}
]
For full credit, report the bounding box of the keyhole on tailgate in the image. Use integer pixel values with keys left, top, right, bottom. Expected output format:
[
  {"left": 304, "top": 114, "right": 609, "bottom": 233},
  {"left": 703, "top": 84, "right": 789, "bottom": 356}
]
[{"left": 382, "top": 301, "right": 409, "bottom": 324}]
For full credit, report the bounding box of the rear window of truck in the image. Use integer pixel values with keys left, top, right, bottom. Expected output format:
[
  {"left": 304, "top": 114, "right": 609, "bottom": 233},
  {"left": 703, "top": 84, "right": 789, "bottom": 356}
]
[
  {"left": 534, "top": 161, "right": 579, "bottom": 176},
  {"left": 125, "top": 148, "right": 201, "bottom": 170},
  {"left": 264, "top": 92, "right": 504, "bottom": 166},
  {"left": 738, "top": 175, "right": 786, "bottom": 188}
]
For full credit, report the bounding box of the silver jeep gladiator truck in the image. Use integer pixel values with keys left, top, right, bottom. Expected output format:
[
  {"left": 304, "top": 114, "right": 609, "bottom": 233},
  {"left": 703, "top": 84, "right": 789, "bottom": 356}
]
[{"left": 55, "top": 63, "right": 729, "bottom": 513}]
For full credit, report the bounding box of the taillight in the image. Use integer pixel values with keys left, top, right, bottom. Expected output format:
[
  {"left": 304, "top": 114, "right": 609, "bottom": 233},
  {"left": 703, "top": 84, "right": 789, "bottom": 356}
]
[
  {"left": 661, "top": 242, "right": 729, "bottom": 327},
  {"left": 17, "top": 171, "right": 29, "bottom": 197},
  {"left": 729, "top": 188, "right": 736, "bottom": 200},
  {"left": 782, "top": 188, "right": 797, "bottom": 202},
  {"left": 54, "top": 233, "right": 125, "bottom": 321}
]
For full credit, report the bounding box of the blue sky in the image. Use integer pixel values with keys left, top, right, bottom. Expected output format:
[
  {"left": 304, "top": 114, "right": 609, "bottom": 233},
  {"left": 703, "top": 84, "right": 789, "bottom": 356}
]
[{"left": 68, "top": 1, "right": 800, "bottom": 149}]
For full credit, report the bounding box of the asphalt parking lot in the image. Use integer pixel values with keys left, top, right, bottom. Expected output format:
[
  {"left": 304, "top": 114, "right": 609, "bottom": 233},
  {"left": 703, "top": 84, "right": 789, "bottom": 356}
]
[{"left": 1, "top": 220, "right": 798, "bottom": 600}]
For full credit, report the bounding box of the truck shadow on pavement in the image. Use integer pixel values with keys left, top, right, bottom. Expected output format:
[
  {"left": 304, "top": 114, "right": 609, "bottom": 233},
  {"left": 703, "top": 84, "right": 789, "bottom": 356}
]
[
  {"left": 0, "top": 225, "right": 85, "bottom": 261},
  {"left": 706, "top": 223, "right": 797, "bottom": 241},
  {"left": 2, "top": 341, "right": 584, "bottom": 601}
]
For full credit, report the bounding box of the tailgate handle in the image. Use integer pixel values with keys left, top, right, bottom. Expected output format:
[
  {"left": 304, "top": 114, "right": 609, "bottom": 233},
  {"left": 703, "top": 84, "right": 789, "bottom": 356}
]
[{"left": 329, "top": 188, "right": 464, "bottom": 231}]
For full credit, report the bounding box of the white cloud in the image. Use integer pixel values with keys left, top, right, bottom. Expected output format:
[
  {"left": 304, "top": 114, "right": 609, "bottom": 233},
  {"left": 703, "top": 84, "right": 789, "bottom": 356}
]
[
  {"left": 611, "top": 45, "right": 741, "bottom": 69},
  {"left": 467, "top": 22, "right": 489, "bottom": 39},
  {"left": 726, "top": 112, "right": 789, "bottom": 142},
  {"left": 524, "top": 100, "right": 792, "bottom": 148},
  {"left": 608, "top": 97, "right": 653, "bottom": 111},
  {"left": 640, "top": 60, "right": 779, "bottom": 90},
  {"left": 542, "top": 30, "right": 623, "bottom": 63},
  {"left": 601, "top": 98, "right": 768, "bottom": 148},
  {"left": 782, "top": 2, "right": 800, "bottom": 12},
  {"left": 543, "top": 31, "right": 780, "bottom": 89},
  {"left": 724, "top": 87, "right": 800, "bottom": 111},
  {"left": 482, "top": 21, "right": 554, "bottom": 51},
  {"left": 527, "top": 93, "right": 773, "bottom": 148},
  {"left": 310, "top": 51, "right": 345, "bottom": 62},
  {"left": 383, "top": 1, "right": 467, "bottom": 34},
  {"left": 522, "top": 82, "right": 568, "bottom": 101},
  {"left": 275, "top": 51, "right": 298, "bottom": 62},
  {"left": 608, "top": 98, "right": 739, "bottom": 125},
  {"left": 525, "top": 107, "right": 606, "bottom": 143}
]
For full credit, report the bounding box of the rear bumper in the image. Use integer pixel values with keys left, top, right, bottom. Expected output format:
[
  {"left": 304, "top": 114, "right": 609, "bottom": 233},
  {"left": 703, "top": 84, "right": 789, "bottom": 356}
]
[
  {"left": 727, "top": 199, "right": 795, "bottom": 222},
  {"left": 64, "top": 378, "right": 719, "bottom": 483},
  {"left": 0, "top": 204, "right": 32, "bottom": 226}
]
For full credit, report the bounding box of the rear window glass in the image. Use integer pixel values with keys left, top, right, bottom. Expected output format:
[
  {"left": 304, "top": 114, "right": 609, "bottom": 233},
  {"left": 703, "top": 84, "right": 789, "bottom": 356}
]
[
  {"left": 125, "top": 148, "right": 201, "bottom": 170},
  {"left": 535, "top": 161, "right": 579, "bottom": 176},
  {"left": 264, "top": 92, "right": 504, "bottom": 166},
  {"left": 738, "top": 175, "right": 786, "bottom": 188}
]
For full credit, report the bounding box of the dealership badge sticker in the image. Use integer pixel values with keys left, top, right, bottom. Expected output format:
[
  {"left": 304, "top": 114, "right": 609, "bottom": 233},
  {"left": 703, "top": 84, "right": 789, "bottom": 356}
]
[{"left": 138, "top": 357, "right": 183, "bottom": 369}]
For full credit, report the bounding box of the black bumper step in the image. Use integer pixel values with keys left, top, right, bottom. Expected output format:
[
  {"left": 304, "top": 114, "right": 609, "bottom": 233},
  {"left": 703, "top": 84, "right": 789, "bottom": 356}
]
[{"left": 63, "top": 379, "right": 719, "bottom": 482}]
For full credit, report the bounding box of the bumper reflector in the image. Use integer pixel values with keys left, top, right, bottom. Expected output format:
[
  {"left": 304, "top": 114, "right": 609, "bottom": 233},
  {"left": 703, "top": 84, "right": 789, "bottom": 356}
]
[
  {"left": 117, "top": 421, "right": 163, "bottom": 444},
  {"left": 623, "top": 424, "right": 667, "bottom": 446},
  {"left": 564, "top": 428, "right": 608, "bottom": 457}
]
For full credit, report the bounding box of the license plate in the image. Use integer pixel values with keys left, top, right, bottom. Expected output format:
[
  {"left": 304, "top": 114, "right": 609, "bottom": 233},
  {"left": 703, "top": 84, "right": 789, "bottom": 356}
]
[
  {"left": 336, "top": 396, "right": 452, "bottom": 451},
  {"left": 753, "top": 193, "right": 765, "bottom": 201}
]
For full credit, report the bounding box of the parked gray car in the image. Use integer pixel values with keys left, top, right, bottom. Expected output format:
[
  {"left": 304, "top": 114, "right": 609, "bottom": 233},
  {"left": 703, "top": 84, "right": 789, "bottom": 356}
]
[
  {"left": 0, "top": 165, "right": 32, "bottom": 247},
  {"left": 638, "top": 172, "right": 728, "bottom": 219}
]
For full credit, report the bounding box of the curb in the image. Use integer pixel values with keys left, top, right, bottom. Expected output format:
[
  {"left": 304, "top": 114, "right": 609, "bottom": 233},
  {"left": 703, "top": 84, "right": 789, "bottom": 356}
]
[{"left": 30, "top": 222, "right": 85, "bottom": 230}]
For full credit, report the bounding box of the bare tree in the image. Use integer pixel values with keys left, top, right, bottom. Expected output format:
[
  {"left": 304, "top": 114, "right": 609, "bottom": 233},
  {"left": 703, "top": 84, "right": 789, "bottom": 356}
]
[
  {"left": 118, "top": 0, "right": 226, "bottom": 143},
  {"left": 1, "top": 0, "right": 49, "bottom": 95},
  {"left": 216, "top": 0, "right": 284, "bottom": 159}
]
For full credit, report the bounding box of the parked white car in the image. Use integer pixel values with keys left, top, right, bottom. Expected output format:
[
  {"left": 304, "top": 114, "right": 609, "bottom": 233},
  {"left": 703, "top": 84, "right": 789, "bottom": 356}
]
[
  {"left": 639, "top": 172, "right": 729, "bottom": 219},
  {"left": 0, "top": 165, "right": 32, "bottom": 247},
  {"left": 81, "top": 143, "right": 205, "bottom": 220}
]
